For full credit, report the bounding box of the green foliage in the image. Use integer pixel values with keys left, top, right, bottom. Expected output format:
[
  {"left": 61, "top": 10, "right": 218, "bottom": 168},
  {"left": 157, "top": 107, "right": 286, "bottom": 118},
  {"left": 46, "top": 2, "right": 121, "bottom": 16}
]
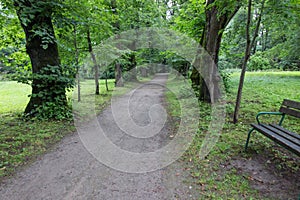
[
  {"left": 247, "top": 52, "right": 271, "bottom": 71},
  {"left": 221, "top": 0, "right": 300, "bottom": 71},
  {"left": 25, "top": 64, "right": 76, "bottom": 120},
  {"left": 117, "top": 0, "right": 163, "bottom": 30},
  {"left": 177, "top": 84, "right": 196, "bottom": 99},
  {"left": 220, "top": 70, "right": 232, "bottom": 93},
  {"left": 173, "top": 0, "right": 206, "bottom": 40},
  {"left": 0, "top": 6, "right": 29, "bottom": 77}
]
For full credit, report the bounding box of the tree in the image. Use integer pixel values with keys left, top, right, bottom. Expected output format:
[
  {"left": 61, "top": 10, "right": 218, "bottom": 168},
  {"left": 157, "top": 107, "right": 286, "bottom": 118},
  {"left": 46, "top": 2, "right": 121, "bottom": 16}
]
[
  {"left": 87, "top": 27, "right": 100, "bottom": 95},
  {"left": 13, "top": 0, "right": 73, "bottom": 118},
  {"left": 220, "top": 0, "right": 300, "bottom": 72},
  {"left": 189, "top": 0, "right": 241, "bottom": 102},
  {"left": 110, "top": 0, "right": 124, "bottom": 87},
  {"left": 54, "top": 0, "right": 113, "bottom": 94},
  {"left": 109, "top": 0, "right": 163, "bottom": 86},
  {"left": 233, "top": 0, "right": 266, "bottom": 123}
]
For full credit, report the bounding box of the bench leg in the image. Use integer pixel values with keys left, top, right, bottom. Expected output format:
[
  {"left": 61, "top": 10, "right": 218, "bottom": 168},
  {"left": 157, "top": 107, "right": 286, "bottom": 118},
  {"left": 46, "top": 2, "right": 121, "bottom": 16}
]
[{"left": 245, "top": 128, "right": 255, "bottom": 151}]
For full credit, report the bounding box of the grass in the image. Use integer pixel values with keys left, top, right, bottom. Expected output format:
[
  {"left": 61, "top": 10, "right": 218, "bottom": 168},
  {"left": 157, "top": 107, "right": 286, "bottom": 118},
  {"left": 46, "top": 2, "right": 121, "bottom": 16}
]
[
  {"left": 165, "top": 71, "right": 300, "bottom": 199},
  {"left": 0, "top": 79, "right": 115, "bottom": 178},
  {"left": 0, "top": 82, "right": 31, "bottom": 113},
  {"left": 0, "top": 76, "right": 153, "bottom": 178},
  {"left": 1, "top": 71, "right": 299, "bottom": 198}
]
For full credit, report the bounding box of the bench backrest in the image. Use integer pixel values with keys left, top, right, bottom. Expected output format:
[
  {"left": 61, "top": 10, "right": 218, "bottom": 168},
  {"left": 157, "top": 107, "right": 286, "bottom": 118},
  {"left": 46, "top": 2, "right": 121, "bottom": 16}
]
[{"left": 279, "top": 99, "right": 300, "bottom": 118}]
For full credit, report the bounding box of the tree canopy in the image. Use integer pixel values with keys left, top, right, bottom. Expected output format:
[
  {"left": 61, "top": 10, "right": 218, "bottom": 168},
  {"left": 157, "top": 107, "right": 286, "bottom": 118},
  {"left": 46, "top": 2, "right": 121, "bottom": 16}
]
[{"left": 0, "top": 0, "right": 299, "bottom": 118}]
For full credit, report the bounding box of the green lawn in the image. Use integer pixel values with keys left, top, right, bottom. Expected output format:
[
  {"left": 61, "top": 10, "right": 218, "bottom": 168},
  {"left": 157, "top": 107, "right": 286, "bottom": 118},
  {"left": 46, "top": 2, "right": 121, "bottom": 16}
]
[
  {"left": 0, "top": 81, "right": 31, "bottom": 113},
  {"left": 166, "top": 71, "right": 300, "bottom": 199},
  {"left": 0, "top": 79, "right": 115, "bottom": 177}
]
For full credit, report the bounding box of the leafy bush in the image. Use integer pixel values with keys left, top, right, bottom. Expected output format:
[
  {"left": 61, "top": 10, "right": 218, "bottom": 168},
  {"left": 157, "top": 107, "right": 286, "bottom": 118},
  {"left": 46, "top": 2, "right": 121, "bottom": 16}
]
[
  {"left": 248, "top": 53, "right": 272, "bottom": 71},
  {"left": 178, "top": 84, "right": 197, "bottom": 99},
  {"left": 220, "top": 70, "right": 232, "bottom": 93},
  {"left": 279, "top": 60, "right": 300, "bottom": 71}
]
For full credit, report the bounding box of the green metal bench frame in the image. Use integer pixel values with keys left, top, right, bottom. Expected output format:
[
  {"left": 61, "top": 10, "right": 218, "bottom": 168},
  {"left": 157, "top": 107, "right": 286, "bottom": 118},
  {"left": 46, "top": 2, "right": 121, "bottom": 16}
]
[{"left": 245, "top": 99, "right": 300, "bottom": 156}]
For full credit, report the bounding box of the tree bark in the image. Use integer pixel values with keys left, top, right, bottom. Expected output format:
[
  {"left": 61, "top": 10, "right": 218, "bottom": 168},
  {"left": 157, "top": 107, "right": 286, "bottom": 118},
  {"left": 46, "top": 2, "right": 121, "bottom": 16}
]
[
  {"left": 110, "top": 0, "right": 124, "bottom": 87},
  {"left": 191, "top": 0, "right": 240, "bottom": 102},
  {"left": 233, "top": 0, "right": 265, "bottom": 123},
  {"left": 73, "top": 24, "right": 81, "bottom": 102},
  {"left": 14, "top": 0, "right": 67, "bottom": 117},
  {"left": 127, "top": 53, "right": 138, "bottom": 82},
  {"left": 105, "top": 71, "right": 109, "bottom": 91},
  {"left": 115, "top": 62, "right": 124, "bottom": 87},
  {"left": 87, "top": 27, "right": 100, "bottom": 95}
]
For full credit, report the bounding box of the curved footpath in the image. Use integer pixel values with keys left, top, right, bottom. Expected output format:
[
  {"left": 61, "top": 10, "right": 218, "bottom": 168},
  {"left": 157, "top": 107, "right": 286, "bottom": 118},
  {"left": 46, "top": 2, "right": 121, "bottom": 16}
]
[{"left": 0, "top": 74, "right": 196, "bottom": 200}]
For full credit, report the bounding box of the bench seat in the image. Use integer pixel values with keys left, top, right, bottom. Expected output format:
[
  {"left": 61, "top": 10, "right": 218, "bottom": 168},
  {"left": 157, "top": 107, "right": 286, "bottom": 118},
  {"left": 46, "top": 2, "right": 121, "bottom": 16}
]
[{"left": 251, "top": 123, "right": 300, "bottom": 156}]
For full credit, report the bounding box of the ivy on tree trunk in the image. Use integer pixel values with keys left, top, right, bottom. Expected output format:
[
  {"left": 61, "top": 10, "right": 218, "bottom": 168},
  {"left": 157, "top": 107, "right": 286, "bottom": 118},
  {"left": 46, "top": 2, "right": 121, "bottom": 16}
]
[{"left": 14, "top": 0, "right": 69, "bottom": 118}]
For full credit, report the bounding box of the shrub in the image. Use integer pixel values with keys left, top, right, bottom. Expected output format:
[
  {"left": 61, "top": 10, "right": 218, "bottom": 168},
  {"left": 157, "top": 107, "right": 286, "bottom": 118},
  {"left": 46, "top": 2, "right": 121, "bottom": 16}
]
[{"left": 248, "top": 53, "right": 272, "bottom": 71}]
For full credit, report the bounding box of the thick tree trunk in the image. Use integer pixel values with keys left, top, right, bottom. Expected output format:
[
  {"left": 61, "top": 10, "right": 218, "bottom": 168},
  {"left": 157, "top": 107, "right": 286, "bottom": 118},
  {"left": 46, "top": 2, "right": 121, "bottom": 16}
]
[
  {"left": 87, "top": 28, "right": 100, "bottom": 95},
  {"left": 14, "top": 0, "right": 67, "bottom": 117},
  {"left": 191, "top": 0, "right": 240, "bottom": 102}
]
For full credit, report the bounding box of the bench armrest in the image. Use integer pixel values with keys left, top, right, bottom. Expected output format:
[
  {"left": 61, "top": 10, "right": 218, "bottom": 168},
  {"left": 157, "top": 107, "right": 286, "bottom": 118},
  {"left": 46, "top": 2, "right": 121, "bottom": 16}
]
[{"left": 256, "top": 112, "right": 285, "bottom": 125}]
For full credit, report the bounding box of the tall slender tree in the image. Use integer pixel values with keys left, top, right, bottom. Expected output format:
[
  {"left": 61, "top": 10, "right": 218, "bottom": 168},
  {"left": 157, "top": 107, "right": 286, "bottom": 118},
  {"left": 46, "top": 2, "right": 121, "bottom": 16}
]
[
  {"left": 233, "top": 0, "right": 266, "bottom": 123},
  {"left": 87, "top": 27, "right": 100, "bottom": 95}
]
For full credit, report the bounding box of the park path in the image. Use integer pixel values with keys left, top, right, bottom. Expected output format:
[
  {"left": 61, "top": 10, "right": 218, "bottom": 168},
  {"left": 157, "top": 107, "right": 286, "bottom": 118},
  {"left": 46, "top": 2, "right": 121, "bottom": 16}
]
[{"left": 0, "top": 74, "right": 196, "bottom": 200}]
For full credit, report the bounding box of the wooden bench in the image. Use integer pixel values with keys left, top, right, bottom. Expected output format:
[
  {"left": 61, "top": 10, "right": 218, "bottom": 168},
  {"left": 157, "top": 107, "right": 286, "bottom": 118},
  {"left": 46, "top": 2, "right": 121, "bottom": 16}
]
[{"left": 245, "top": 99, "right": 300, "bottom": 156}]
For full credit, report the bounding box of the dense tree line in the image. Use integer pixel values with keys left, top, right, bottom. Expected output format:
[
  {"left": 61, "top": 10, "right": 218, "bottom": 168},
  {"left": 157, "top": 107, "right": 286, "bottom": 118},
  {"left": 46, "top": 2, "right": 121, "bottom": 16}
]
[{"left": 0, "top": 0, "right": 299, "bottom": 119}]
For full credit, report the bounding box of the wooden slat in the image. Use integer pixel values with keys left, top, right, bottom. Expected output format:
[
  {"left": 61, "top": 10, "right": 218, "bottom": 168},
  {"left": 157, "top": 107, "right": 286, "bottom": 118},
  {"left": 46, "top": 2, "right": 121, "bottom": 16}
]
[
  {"left": 282, "top": 99, "right": 300, "bottom": 110},
  {"left": 270, "top": 124, "right": 300, "bottom": 141},
  {"left": 251, "top": 123, "right": 300, "bottom": 156},
  {"left": 279, "top": 99, "right": 300, "bottom": 118},
  {"left": 261, "top": 124, "right": 300, "bottom": 146},
  {"left": 279, "top": 107, "right": 300, "bottom": 118}
]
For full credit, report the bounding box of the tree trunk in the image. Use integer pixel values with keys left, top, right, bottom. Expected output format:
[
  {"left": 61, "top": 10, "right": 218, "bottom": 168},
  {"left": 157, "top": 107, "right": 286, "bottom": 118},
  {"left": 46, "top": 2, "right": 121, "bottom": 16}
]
[
  {"left": 191, "top": 0, "right": 240, "bottom": 102},
  {"left": 14, "top": 0, "right": 67, "bottom": 117},
  {"left": 233, "top": 0, "right": 265, "bottom": 123},
  {"left": 110, "top": 0, "right": 124, "bottom": 87},
  {"left": 127, "top": 53, "right": 138, "bottom": 82},
  {"left": 87, "top": 28, "right": 100, "bottom": 95},
  {"left": 73, "top": 24, "right": 81, "bottom": 102},
  {"left": 262, "top": 27, "right": 268, "bottom": 51},
  {"left": 115, "top": 62, "right": 124, "bottom": 87},
  {"left": 105, "top": 71, "right": 109, "bottom": 91}
]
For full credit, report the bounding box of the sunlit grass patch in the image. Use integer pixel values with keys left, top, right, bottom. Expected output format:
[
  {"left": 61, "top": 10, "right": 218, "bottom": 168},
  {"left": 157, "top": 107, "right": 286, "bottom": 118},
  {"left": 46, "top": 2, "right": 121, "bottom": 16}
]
[{"left": 0, "top": 81, "right": 31, "bottom": 113}]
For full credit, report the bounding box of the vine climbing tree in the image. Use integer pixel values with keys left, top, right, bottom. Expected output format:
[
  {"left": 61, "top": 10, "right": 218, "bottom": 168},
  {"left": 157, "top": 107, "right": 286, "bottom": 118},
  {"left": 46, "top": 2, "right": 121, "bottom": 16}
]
[{"left": 13, "top": 0, "right": 74, "bottom": 119}]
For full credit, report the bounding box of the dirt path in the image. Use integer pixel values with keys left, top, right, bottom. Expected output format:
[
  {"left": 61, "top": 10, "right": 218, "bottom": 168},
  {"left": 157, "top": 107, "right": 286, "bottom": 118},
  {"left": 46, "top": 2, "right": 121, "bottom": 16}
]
[{"left": 0, "top": 74, "right": 196, "bottom": 200}]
